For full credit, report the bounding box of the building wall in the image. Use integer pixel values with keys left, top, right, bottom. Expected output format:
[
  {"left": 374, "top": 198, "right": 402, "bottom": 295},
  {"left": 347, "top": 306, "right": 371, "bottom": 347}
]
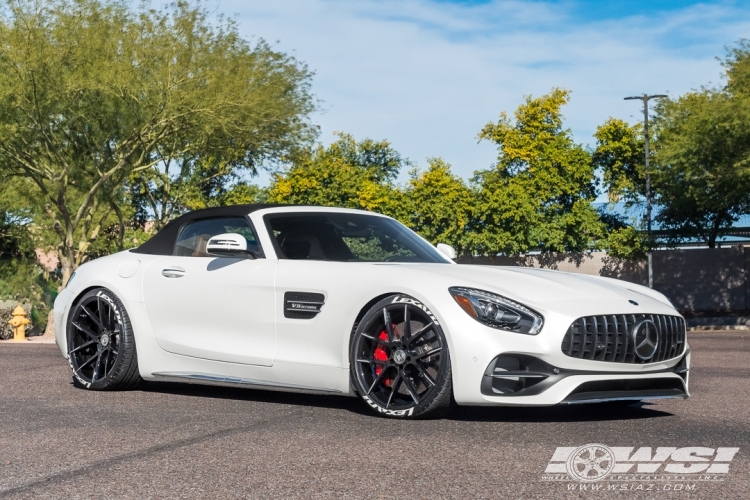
[{"left": 457, "top": 247, "right": 750, "bottom": 313}]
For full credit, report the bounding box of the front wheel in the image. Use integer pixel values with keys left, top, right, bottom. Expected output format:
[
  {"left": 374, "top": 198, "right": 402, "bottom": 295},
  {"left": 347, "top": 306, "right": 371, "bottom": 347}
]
[
  {"left": 66, "top": 287, "right": 142, "bottom": 390},
  {"left": 350, "top": 295, "right": 454, "bottom": 419}
]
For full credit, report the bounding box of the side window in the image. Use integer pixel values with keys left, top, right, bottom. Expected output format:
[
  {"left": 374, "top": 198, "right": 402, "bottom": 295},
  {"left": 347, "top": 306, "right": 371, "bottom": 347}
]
[
  {"left": 174, "top": 217, "right": 262, "bottom": 257},
  {"left": 268, "top": 215, "right": 354, "bottom": 261}
]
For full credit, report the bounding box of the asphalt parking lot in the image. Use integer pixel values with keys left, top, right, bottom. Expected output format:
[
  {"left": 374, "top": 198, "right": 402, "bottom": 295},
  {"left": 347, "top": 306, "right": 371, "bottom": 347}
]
[{"left": 1, "top": 332, "right": 748, "bottom": 499}]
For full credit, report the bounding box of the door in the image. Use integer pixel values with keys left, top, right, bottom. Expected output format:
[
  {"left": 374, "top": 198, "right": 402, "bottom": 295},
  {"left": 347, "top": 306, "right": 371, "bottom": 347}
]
[{"left": 142, "top": 216, "right": 276, "bottom": 366}]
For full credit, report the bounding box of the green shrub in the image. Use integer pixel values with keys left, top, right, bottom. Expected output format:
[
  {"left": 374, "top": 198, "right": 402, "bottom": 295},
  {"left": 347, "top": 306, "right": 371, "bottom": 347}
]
[{"left": 0, "top": 258, "right": 58, "bottom": 333}]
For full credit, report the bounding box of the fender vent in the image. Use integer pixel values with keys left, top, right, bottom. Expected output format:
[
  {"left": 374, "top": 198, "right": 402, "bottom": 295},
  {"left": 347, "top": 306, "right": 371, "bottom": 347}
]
[{"left": 284, "top": 292, "right": 325, "bottom": 319}]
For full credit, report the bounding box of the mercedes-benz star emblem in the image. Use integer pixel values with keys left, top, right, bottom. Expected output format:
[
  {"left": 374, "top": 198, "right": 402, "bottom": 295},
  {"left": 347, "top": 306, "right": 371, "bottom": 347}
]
[
  {"left": 631, "top": 319, "right": 659, "bottom": 360},
  {"left": 566, "top": 444, "right": 616, "bottom": 482},
  {"left": 393, "top": 349, "right": 407, "bottom": 365},
  {"left": 100, "top": 333, "right": 110, "bottom": 348}
]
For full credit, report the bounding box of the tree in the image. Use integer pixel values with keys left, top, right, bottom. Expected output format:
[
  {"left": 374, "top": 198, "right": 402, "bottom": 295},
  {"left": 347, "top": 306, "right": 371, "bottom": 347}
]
[
  {"left": 651, "top": 89, "right": 750, "bottom": 247},
  {"left": 406, "top": 158, "right": 473, "bottom": 254},
  {"left": 0, "top": 178, "right": 57, "bottom": 318},
  {"left": 0, "top": 178, "right": 35, "bottom": 261},
  {"left": 266, "top": 133, "right": 407, "bottom": 219},
  {"left": 592, "top": 118, "right": 649, "bottom": 258},
  {"left": 724, "top": 38, "right": 750, "bottom": 97},
  {"left": 0, "top": 0, "right": 316, "bottom": 284},
  {"left": 471, "top": 89, "right": 602, "bottom": 255},
  {"left": 592, "top": 41, "right": 750, "bottom": 250},
  {"left": 593, "top": 118, "right": 645, "bottom": 206}
]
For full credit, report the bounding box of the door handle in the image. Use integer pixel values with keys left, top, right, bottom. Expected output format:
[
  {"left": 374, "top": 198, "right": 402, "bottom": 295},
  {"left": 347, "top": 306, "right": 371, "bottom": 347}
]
[{"left": 162, "top": 268, "right": 185, "bottom": 278}]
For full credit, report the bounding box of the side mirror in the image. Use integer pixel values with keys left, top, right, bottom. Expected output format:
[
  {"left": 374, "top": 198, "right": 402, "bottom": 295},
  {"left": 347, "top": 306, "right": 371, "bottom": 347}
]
[
  {"left": 206, "top": 233, "right": 255, "bottom": 259},
  {"left": 436, "top": 243, "right": 456, "bottom": 260}
]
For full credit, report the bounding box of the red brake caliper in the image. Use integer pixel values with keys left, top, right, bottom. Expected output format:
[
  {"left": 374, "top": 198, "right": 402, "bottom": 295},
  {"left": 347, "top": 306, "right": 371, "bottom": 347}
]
[{"left": 373, "top": 330, "right": 393, "bottom": 387}]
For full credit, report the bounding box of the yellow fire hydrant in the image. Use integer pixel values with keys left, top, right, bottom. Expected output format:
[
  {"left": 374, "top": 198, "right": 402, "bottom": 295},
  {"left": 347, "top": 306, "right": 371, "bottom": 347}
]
[{"left": 8, "top": 305, "right": 30, "bottom": 342}]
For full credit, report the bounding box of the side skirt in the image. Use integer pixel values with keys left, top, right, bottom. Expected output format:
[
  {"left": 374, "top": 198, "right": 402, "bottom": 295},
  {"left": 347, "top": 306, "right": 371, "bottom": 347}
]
[{"left": 151, "top": 371, "right": 345, "bottom": 395}]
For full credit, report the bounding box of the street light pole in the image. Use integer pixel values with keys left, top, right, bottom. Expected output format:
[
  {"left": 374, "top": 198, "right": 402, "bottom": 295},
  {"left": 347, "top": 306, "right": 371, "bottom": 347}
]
[{"left": 624, "top": 94, "right": 667, "bottom": 289}]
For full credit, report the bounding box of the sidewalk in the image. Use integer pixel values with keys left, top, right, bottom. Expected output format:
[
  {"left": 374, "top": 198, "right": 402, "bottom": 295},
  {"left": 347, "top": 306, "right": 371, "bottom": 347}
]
[
  {"left": 686, "top": 315, "right": 750, "bottom": 331},
  {"left": 0, "top": 335, "right": 56, "bottom": 344}
]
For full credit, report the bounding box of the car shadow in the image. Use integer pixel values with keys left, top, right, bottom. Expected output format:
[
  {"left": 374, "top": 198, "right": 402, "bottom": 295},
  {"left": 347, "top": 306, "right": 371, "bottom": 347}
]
[
  {"left": 139, "top": 381, "right": 374, "bottom": 416},
  {"left": 138, "top": 381, "right": 674, "bottom": 422}
]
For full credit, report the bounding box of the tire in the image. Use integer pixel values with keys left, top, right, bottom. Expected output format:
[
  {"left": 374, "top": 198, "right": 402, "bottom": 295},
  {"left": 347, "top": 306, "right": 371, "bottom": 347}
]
[
  {"left": 66, "top": 287, "right": 142, "bottom": 390},
  {"left": 350, "top": 294, "right": 455, "bottom": 419}
]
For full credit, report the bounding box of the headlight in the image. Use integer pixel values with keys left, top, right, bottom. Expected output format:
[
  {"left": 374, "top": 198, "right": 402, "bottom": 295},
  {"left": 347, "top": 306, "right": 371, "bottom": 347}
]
[{"left": 449, "top": 287, "right": 544, "bottom": 335}]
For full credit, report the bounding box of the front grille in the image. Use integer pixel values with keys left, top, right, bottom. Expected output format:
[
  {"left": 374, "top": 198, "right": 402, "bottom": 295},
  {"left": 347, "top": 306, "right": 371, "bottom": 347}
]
[{"left": 561, "top": 314, "right": 685, "bottom": 364}]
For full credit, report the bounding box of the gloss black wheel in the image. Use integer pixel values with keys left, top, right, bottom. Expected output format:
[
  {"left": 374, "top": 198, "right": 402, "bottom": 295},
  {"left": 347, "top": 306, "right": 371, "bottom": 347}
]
[
  {"left": 67, "top": 288, "right": 141, "bottom": 390},
  {"left": 350, "top": 295, "right": 454, "bottom": 419}
]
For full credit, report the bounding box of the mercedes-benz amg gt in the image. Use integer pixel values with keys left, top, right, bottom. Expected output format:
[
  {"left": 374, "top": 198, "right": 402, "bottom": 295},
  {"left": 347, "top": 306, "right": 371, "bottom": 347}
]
[{"left": 54, "top": 205, "right": 690, "bottom": 418}]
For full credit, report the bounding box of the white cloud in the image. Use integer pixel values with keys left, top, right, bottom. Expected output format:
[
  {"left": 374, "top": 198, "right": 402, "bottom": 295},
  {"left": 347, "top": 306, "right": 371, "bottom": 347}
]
[{"left": 217, "top": 0, "right": 750, "bottom": 183}]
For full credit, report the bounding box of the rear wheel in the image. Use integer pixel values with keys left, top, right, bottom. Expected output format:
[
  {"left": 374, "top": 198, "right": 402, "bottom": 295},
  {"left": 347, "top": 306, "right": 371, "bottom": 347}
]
[
  {"left": 350, "top": 295, "right": 454, "bottom": 419},
  {"left": 67, "top": 288, "right": 142, "bottom": 390}
]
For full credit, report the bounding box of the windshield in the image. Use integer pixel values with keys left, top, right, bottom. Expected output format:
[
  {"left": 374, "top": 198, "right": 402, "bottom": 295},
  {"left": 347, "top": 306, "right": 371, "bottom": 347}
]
[{"left": 265, "top": 212, "right": 448, "bottom": 263}]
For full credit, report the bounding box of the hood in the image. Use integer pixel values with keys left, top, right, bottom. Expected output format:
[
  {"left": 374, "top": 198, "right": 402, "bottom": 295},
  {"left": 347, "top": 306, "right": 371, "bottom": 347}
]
[{"left": 409, "top": 264, "right": 675, "bottom": 311}]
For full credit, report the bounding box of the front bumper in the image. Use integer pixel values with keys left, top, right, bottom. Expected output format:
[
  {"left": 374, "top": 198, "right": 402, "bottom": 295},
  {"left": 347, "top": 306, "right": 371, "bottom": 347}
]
[
  {"left": 480, "top": 351, "right": 689, "bottom": 404},
  {"left": 443, "top": 303, "right": 690, "bottom": 406}
]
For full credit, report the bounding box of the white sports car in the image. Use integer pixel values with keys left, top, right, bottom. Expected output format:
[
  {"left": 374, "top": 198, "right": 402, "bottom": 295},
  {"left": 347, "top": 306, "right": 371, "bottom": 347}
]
[{"left": 54, "top": 205, "right": 690, "bottom": 418}]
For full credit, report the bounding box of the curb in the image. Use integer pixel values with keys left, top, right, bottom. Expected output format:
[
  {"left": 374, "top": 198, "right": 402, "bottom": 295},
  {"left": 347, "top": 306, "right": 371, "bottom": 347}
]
[
  {"left": 688, "top": 326, "right": 749, "bottom": 331},
  {"left": 0, "top": 337, "right": 56, "bottom": 344}
]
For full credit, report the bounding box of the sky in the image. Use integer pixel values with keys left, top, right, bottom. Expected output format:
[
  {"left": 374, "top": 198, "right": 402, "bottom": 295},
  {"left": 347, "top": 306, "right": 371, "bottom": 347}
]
[{"left": 213, "top": 0, "right": 750, "bottom": 185}]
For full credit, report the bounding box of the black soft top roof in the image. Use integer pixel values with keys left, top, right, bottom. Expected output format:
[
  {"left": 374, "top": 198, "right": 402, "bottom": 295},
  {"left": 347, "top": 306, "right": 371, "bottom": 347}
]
[{"left": 131, "top": 204, "right": 285, "bottom": 256}]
